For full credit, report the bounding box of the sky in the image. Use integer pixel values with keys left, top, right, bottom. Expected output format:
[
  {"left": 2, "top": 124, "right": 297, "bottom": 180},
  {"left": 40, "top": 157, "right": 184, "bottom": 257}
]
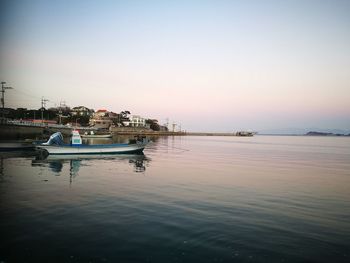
[{"left": 1, "top": 0, "right": 350, "bottom": 132}]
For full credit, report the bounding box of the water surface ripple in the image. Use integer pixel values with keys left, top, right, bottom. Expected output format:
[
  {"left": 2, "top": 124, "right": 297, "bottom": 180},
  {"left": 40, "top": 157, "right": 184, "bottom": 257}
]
[{"left": 1, "top": 135, "right": 350, "bottom": 262}]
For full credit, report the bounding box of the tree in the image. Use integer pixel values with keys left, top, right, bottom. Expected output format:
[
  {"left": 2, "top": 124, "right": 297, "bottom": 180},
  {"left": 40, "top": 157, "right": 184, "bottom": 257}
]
[
  {"left": 120, "top": 110, "right": 130, "bottom": 119},
  {"left": 146, "top": 119, "right": 160, "bottom": 131},
  {"left": 119, "top": 110, "right": 131, "bottom": 125}
]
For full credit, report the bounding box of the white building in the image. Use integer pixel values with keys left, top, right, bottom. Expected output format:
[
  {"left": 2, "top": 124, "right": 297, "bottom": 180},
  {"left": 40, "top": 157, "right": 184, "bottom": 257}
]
[
  {"left": 70, "top": 106, "right": 94, "bottom": 117},
  {"left": 128, "top": 115, "right": 146, "bottom": 127}
]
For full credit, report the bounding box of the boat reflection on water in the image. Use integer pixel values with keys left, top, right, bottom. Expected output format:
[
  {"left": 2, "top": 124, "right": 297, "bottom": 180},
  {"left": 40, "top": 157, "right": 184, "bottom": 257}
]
[{"left": 32, "top": 153, "right": 150, "bottom": 182}]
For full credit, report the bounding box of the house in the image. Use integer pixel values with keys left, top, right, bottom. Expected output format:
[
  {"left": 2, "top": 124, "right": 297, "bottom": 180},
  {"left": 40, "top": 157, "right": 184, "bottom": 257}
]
[
  {"left": 95, "top": 109, "right": 108, "bottom": 117},
  {"left": 89, "top": 109, "right": 112, "bottom": 129},
  {"left": 71, "top": 106, "right": 94, "bottom": 117},
  {"left": 128, "top": 115, "right": 146, "bottom": 127}
]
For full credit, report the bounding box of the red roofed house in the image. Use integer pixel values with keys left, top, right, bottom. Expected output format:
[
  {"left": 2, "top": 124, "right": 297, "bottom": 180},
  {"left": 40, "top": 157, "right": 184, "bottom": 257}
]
[{"left": 89, "top": 109, "right": 112, "bottom": 129}]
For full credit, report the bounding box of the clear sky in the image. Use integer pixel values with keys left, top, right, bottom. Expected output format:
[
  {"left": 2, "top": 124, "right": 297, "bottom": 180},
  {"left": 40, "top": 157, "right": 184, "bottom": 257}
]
[{"left": 1, "top": 0, "right": 350, "bottom": 132}]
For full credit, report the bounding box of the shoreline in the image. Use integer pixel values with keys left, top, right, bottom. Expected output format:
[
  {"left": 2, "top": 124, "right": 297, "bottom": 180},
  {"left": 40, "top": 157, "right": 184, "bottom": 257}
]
[
  {"left": 0, "top": 123, "right": 252, "bottom": 138},
  {"left": 2, "top": 123, "right": 349, "bottom": 139}
]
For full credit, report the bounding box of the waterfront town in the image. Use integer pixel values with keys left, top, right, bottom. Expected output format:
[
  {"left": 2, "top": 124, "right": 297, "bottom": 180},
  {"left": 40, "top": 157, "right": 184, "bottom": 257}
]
[
  {"left": 3, "top": 105, "right": 169, "bottom": 130},
  {"left": 0, "top": 103, "right": 181, "bottom": 137},
  {"left": 0, "top": 104, "right": 257, "bottom": 138},
  {"left": 0, "top": 82, "right": 256, "bottom": 138}
]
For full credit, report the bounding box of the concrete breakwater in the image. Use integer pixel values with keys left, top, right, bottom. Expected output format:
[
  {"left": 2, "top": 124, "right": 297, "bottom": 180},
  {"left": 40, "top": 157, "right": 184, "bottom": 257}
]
[
  {"left": 0, "top": 123, "right": 73, "bottom": 139},
  {"left": 0, "top": 124, "right": 184, "bottom": 139},
  {"left": 111, "top": 127, "right": 249, "bottom": 136},
  {"left": 186, "top": 132, "right": 239, "bottom": 136},
  {"left": 110, "top": 127, "right": 185, "bottom": 136},
  {"left": 1, "top": 124, "right": 252, "bottom": 139}
]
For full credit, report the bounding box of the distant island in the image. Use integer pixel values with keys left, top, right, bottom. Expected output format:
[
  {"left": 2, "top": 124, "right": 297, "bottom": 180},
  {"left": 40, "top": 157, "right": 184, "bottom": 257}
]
[{"left": 306, "top": 131, "right": 350, "bottom": 136}]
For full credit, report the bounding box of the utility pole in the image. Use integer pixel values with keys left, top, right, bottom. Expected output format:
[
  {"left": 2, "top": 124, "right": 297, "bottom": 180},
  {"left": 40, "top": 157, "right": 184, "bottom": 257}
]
[
  {"left": 58, "top": 100, "right": 65, "bottom": 125},
  {"left": 165, "top": 118, "right": 169, "bottom": 130},
  {"left": 60, "top": 100, "right": 67, "bottom": 125},
  {"left": 1, "top": 81, "right": 13, "bottom": 119},
  {"left": 41, "top": 97, "right": 49, "bottom": 125}
]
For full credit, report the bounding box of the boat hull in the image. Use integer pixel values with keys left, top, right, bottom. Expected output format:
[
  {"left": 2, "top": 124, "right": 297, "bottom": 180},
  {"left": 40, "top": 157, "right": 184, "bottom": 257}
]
[{"left": 37, "top": 143, "right": 146, "bottom": 155}]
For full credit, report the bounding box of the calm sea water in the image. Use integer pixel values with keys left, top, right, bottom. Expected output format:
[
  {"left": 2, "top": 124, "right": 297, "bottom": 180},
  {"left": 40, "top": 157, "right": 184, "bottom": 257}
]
[{"left": 1, "top": 135, "right": 350, "bottom": 263}]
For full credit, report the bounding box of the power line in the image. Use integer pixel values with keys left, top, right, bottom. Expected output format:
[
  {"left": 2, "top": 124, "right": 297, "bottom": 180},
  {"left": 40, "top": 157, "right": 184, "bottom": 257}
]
[
  {"left": 11, "top": 88, "right": 41, "bottom": 100},
  {"left": 10, "top": 87, "right": 66, "bottom": 109}
]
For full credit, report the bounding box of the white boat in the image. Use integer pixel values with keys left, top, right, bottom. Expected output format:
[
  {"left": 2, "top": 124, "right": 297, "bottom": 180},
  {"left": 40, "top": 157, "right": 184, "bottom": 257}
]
[
  {"left": 81, "top": 134, "right": 112, "bottom": 138},
  {"left": 36, "top": 130, "right": 148, "bottom": 155},
  {"left": 236, "top": 131, "right": 254, "bottom": 137},
  {"left": 81, "top": 130, "right": 113, "bottom": 138}
]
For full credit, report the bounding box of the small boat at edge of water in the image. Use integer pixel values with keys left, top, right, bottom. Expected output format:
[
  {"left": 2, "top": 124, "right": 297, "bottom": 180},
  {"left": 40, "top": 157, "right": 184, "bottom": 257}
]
[
  {"left": 36, "top": 130, "right": 148, "bottom": 155},
  {"left": 81, "top": 130, "right": 113, "bottom": 138}
]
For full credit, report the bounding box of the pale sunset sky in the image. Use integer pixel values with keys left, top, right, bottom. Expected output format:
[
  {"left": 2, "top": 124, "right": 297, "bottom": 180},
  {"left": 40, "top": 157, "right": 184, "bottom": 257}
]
[{"left": 1, "top": 0, "right": 349, "bottom": 132}]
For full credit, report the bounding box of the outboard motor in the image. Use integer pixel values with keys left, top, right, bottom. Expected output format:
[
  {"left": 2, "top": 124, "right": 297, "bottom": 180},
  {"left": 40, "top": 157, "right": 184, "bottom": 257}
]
[
  {"left": 129, "top": 136, "right": 149, "bottom": 145},
  {"left": 136, "top": 135, "right": 149, "bottom": 144},
  {"left": 42, "top": 132, "right": 64, "bottom": 146}
]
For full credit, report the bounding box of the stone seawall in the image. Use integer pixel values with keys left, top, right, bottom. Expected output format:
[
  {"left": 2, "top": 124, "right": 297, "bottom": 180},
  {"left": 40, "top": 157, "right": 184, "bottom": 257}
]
[
  {"left": 0, "top": 124, "right": 73, "bottom": 139},
  {"left": 110, "top": 127, "right": 185, "bottom": 136},
  {"left": 0, "top": 125, "right": 42, "bottom": 139},
  {"left": 110, "top": 127, "right": 242, "bottom": 136},
  {"left": 185, "top": 132, "right": 237, "bottom": 136},
  {"left": 0, "top": 124, "right": 250, "bottom": 139}
]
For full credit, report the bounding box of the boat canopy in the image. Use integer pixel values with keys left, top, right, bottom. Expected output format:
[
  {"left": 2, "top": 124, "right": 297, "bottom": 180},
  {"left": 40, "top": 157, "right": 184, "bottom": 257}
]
[{"left": 71, "top": 130, "right": 82, "bottom": 145}]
